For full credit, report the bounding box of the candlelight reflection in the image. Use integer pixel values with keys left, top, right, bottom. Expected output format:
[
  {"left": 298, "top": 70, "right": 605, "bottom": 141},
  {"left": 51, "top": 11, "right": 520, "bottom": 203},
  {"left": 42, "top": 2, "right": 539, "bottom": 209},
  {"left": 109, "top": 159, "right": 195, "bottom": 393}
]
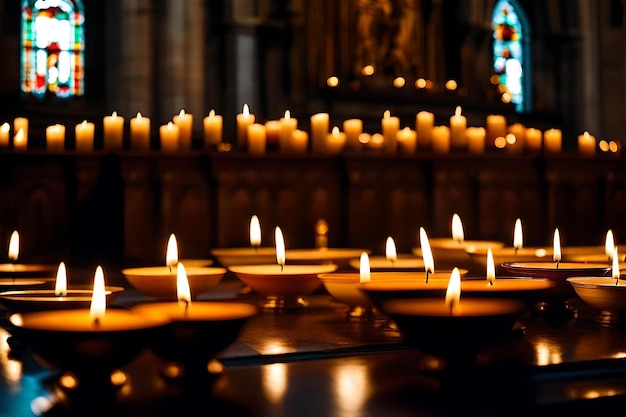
[
  {"left": 333, "top": 362, "right": 369, "bottom": 417},
  {"left": 0, "top": 328, "right": 22, "bottom": 386},
  {"left": 535, "top": 340, "right": 563, "bottom": 365},
  {"left": 263, "top": 362, "right": 288, "bottom": 404}
]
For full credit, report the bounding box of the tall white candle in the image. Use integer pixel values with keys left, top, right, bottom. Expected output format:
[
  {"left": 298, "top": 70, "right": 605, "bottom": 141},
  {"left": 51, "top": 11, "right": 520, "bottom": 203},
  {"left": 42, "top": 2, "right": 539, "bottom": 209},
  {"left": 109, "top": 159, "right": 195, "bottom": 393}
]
[
  {"left": 578, "top": 131, "right": 596, "bottom": 156},
  {"left": 130, "top": 112, "right": 151, "bottom": 150},
  {"left": 247, "top": 123, "right": 267, "bottom": 155},
  {"left": 13, "top": 117, "right": 28, "bottom": 145},
  {"left": 0, "top": 123, "right": 9, "bottom": 147},
  {"left": 544, "top": 128, "right": 562, "bottom": 153},
  {"left": 449, "top": 106, "right": 467, "bottom": 149},
  {"left": 75, "top": 120, "right": 95, "bottom": 152},
  {"left": 291, "top": 129, "right": 308, "bottom": 154},
  {"left": 525, "top": 128, "right": 542, "bottom": 152},
  {"left": 160, "top": 122, "right": 179, "bottom": 152},
  {"left": 236, "top": 104, "right": 255, "bottom": 149},
  {"left": 486, "top": 115, "right": 507, "bottom": 148},
  {"left": 203, "top": 110, "right": 223, "bottom": 148},
  {"left": 310, "top": 112, "right": 329, "bottom": 153},
  {"left": 416, "top": 111, "right": 434, "bottom": 148},
  {"left": 103, "top": 111, "right": 124, "bottom": 151},
  {"left": 343, "top": 119, "right": 363, "bottom": 152},
  {"left": 173, "top": 109, "right": 193, "bottom": 151},
  {"left": 431, "top": 126, "right": 450, "bottom": 154},
  {"left": 46, "top": 124, "right": 66, "bottom": 151},
  {"left": 381, "top": 110, "right": 399, "bottom": 154},
  {"left": 279, "top": 110, "right": 297, "bottom": 153},
  {"left": 326, "top": 126, "right": 346, "bottom": 154},
  {"left": 396, "top": 127, "right": 417, "bottom": 154},
  {"left": 466, "top": 127, "right": 486, "bottom": 154}
]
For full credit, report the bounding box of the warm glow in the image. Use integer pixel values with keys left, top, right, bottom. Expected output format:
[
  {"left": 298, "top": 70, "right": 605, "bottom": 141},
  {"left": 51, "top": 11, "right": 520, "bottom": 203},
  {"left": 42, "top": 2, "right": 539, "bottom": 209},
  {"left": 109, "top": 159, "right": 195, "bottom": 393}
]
[
  {"left": 454, "top": 106, "right": 462, "bottom": 117},
  {"left": 209, "top": 109, "right": 215, "bottom": 117},
  {"left": 451, "top": 213, "right": 464, "bottom": 243},
  {"left": 166, "top": 233, "right": 178, "bottom": 267},
  {"left": 284, "top": 110, "right": 291, "bottom": 120},
  {"left": 243, "top": 104, "right": 250, "bottom": 117},
  {"left": 487, "top": 248, "right": 495, "bottom": 284},
  {"left": 111, "top": 111, "right": 118, "bottom": 118},
  {"left": 14, "top": 129, "right": 25, "bottom": 146},
  {"left": 89, "top": 266, "right": 106, "bottom": 322},
  {"left": 490, "top": 74, "right": 500, "bottom": 85},
  {"left": 332, "top": 126, "right": 340, "bottom": 135},
  {"left": 553, "top": 228, "right": 561, "bottom": 263},
  {"left": 275, "top": 227, "right": 286, "bottom": 267},
  {"left": 419, "top": 227, "right": 434, "bottom": 274},
  {"left": 501, "top": 92, "right": 512, "bottom": 103},
  {"left": 179, "top": 109, "right": 186, "bottom": 117},
  {"left": 359, "top": 252, "right": 370, "bottom": 283},
  {"left": 600, "top": 140, "right": 610, "bottom": 152},
  {"left": 606, "top": 229, "right": 615, "bottom": 259},
  {"left": 610, "top": 141, "right": 620, "bottom": 153},
  {"left": 327, "top": 76, "right": 339, "bottom": 87},
  {"left": 445, "top": 80, "right": 458, "bottom": 91},
  {"left": 385, "top": 236, "right": 397, "bottom": 263},
  {"left": 177, "top": 262, "right": 192, "bottom": 304},
  {"left": 54, "top": 262, "right": 67, "bottom": 297},
  {"left": 358, "top": 133, "right": 370, "bottom": 144},
  {"left": 383, "top": 110, "right": 390, "bottom": 119},
  {"left": 415, "top": 78, "right": 427, "bottom": 89},
  {"left": 445, "top": 267, "right": 461, "bottom": 312},
  {"left": 136, "top": 112, "right": 143, "bottom": 120},
  {"left": 250, "top": 215, "right": 261, "bottom": 247},
  {"left": 361, "top": 65, "right": 375, "bottom": 76},
  {"left": 506, "top": 133, "right": 517, "bottom": 144},
  {"left": 263, "top": 362, "right": 288, "bottom": 404},
  {"left": 0, "top": 123, "right": 8, "bottom": 134},
  {"left": 333, "top": 363, "right": 369, "bottom": 414},
  {"left": 514, "top": 218, "right": 523, "bottom": 250},
  {"left": 494, "top": 136, "right": 507, "bottom": 148},
  {"left": 8, "top": 230, "right": 19, "bottom": 261},
  {"left": 393, "top": 77, "right": 405, "bottom": 88}
]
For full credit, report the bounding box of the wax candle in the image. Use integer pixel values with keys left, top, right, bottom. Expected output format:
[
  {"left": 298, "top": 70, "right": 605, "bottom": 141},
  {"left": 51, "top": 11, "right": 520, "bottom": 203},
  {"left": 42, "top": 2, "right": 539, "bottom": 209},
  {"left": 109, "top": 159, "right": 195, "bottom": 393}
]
[
  {"left": 13, "top": 117, "right": 28, "bottom": 145},
  {"left": 46, "top": 124, "right": 65, "bottom": 151},
  {"left": 291, "top": 129, "right": 308, "bottom": 154},
  {"left": 525, "top": 128, "right": 542, "bottom": 152},
  {"left": 74, "top": 120, "right": 95, "bottom": 152},
  {"left": 327, "top": 126, "right": 347, "bottom": 155},
  {"left": 507, "top": 123, "right": 525, "bottom": 154},
  {"left": 466, "top": 127, "right": 486, "bottom": 154},
  {"left": 578, "top": 131, "right": 596, "bottom": 156},
  {"left": 203, "top": 110, "right": 223, "bottom": 148},
  {"left": 0, "top": 123, "right": 9, "bottom": 147},
  {"left": 486, "top": 115, "right": 507, "bottom": 148},
  {"left": 103, "top": 111, "right": 124, "bottom": 151},
  {"left": 279, "top": 111, "right": 297, "bottom": 153},
  {"left": 172, "top": 109, "right": 193, "bottom": 151},
  {"left": 381, "top": 110, "right": 399, "bottom": 154},
  {"left": 544, "top": 128, "right": 562, "bottom": 153},
  {"left": 449, "top": 106, "right": 467, "bottom": 149},
  {"left": 160, "top": 122, "right": 179, "bottom": 152},
  {"left": 13, "top": 128, "right": 27, "bottom": 151},
  {"left": 236, "top": 104, "right": 255, "bottom": 150},
  {"left": 130, "top": 112, "right": 151, "bottom": 150},
  {"left": 367, "top": 133, "right": 384, "bottom": 153},
  {"left": 396, "top": 127, "right": 417, "bottom": 154},
  {"left": 431, "top": 126, "right": 450, "bottom": 153},
  {"left": 416, "top": 111, "right": 434, "bottom": 149},
  {"left": 265, "top": 120, "right": 281, "bottom": 150},
  {"left": 310, "top": 112, "right": 329, "bottom": 153},
  {"left": 343, "top": 119, "right": 363, "bottom": 152},
  {"left": 247, "top": 123, "right": 267, "bottom": 155}
]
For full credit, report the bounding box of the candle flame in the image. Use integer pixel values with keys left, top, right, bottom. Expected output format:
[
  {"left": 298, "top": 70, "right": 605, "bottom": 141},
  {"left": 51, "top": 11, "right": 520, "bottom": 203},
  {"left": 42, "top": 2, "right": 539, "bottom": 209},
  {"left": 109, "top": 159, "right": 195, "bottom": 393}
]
[
  {"left": 553, "top": 228, "right": 561, "bottom": 264},
  {"left": 583, "top": 131, "right": 589, "bottom": 139},
  {"left": 332, "top": 126, "right": 340, "bottom": 135},
  {"left": 243, "top": 104, "right": 250, "bottom": 117},
  {"left": 383, "top": 110, "right": 390, "bottom": 119},
  {"left": 166, "top": 233, "right": 178, "bottom": 267},
  {"left": 514, "top": 218, "right": 523, "bottom": 250},
  {"left": 8, "top": 231, "right": 19, "bottom": 261},
  {"left": 419, "top": 227, "right": 434, "bottom": 274},
  {"left": 359, "top": 252, "right": 370, "bottom": 283},
  {"left": 613, "top": 247, "right": 620, "bottom": 284},
  {"left": 137, "top": 112, "right": 142, "bottom": 120},
  {"left": 54, "top": 262, "right": 67, "bottom": 297},
  {"left": 385, "top": 236, "right": 397, "bottom": 263},
  {"left": 112, "top": 111, "right": 118, "bottom": 118},
  {"left": 167, "top": 121, "right": 174, "bottom": 129},
  {"left": 285, "top": 110, "right": 291, "bottom": 120},
  {"left": 487, "top": 248, "right": 495, "bottom": 285},
  {"left": 89, "top": 266, "right": 106, "bottom": 323},
  {"left": 606, "top": 229, "right": 615, "bottom": 260},
  {"left": 445, "top": 267, "right": 461, "bottom": 313},
  {"left": 177, "top": 262, "right": 192, "bottom": 305},
  {"left": 14, "top": 129, "right": 24, "bottom": 145},
  {"left": 250, "top": 215, "right": 261, "bottom": 247},
  {"left": 455, "top": 106, "right": 462, "bottom": 117},
  {"left": 275, "top": 227, "right": 285, "bottom": 267},
  {"left": 451, "top": 214, "right": 464, "bottom": 243},
  {"left": 179, "top": 109, "right": 186, "bottom": 117},
  {"left": 209, "top": 109, "right": 215, "bottom": 117},
  {"left": 81, "top": 120, "right": 87, "bottom": 127},
  {"left": 0, "top": 123, "right": 8, "bottom": 133}
]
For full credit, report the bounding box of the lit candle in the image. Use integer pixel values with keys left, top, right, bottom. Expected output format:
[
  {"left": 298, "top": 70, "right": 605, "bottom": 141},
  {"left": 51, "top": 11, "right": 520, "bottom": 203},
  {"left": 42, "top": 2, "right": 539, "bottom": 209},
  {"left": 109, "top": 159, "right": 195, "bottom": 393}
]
[
  {"left": 544, "top": 129, "right": 562, "bottom": 154},
  {"left": 451, "top": 213, "right": 464, "bottom": 245},
  {"left": 290, "top": 129, "right": 308, "bottom": 154},
  {"left": 385, "top": 236, "right": 397, "bottom": 264},
  {"left": 360, "top": 252, "right": 370, "bottom": 283},
  {"left": 326, "top": 126, "right": 346, "bottom": 154},
  {"left": 605, "top": 229, "right": 615, "bottom": 261},
  {"left": 159, "top": 121, "right": 179, "bottom": 152},
  {"left": 578, "top": 131, "right": 596, "bottom": 156},
  {"left": 9, "top": 230, "right": 19, "bottom": 262},
  {"left": 236, "top": 104, "right": 255, "bottom": 149},
  {"left": 166, "top": 233, "right": 178, "bottom": 269},
  {"left": 507, "top": 123, "right": 525, "bottom": 154},
  {"left": 265, "top": 120, "right": 281, "bottom": 150},
  {"left": 103, "top": 111, "right": 124, "bottom": 151},
  {"left": 343, "top": 119, "right": 363, "bottom": 152},
  {"left": 74, "top": 120, "right": 94, "bottom": 152},
  {"left": 525, "top": 128, "right": 542, "bottom": 152},
  {"left": 367, "top": 133, "right": 384, "bottom": 153},
  {"left": 310, "top": 112, "right": 329, "bottom": 153},
  {"left": 279, "top": 111, "right": 298, "bottom": 153},
  {"left": 0, "top": 123, "right": 9, "bottom": 147},
  {"left": 419, "top": 227, "right": 435, "bottom": 282},
  {"left": 130, "top": 112, "right": 151, "bottom": 150},
  {"left": 250, "top": 215, "right": 261, "bottom": 249},
  {"left": 381, "top": 110, "right": 400, "bottom": 154},
  {"left": 396, "top": 127, "right": 417, "bottom": 154},
  {"left": 431, "top": 126, "right": 450, "bottom": 153},
  {"left": 203, "top": 110, "right": 223, "bottom": 148},
  {"left": 415, "top": 111, "right": 434, "bottom": 149},
  {"left": 449, "top": 106, "right": 467, "bottom": 149},
  {"left": 275, "top": 226, "right": 285, "bottom": 270},
  {"left": 466, "top": 127, "right": 486, "bottom": 154},
  {"left": 486, "top": 248, "right": 495, "bottom": 285},
  {"left": 13, "top": 117, "right": 28, "bottom": 146},
  {"left": 247, "top": 123, "right": 267, "bottom": 155},
  {"left": 46, "top": 124, "right": 65, "bottom": 151},
  {"left": 13, "top": 128, "right": 27, "bottom": 151},
  {"left": 553, "top": 228, "right": 561, "bottom": 268},
  {"left": 173, "top": 109, "right": 193, "bottom": 151},
  {"left": 486, "top": 115, "right": 507, "bottom": 147},
  {"left": 514, "top": 218, "right": 523, "bottom": 253}
]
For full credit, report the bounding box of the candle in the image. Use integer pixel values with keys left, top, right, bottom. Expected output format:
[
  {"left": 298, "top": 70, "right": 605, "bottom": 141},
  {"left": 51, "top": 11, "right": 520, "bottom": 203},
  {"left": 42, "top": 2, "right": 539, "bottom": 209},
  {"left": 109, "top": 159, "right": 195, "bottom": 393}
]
[
  {"left": 578, "top": 131, "right": 596, "bottom": 156},
  {"left": 13, "top": 128, "right": 27, "bottom": 151},
  {"left": 203, "top": 110, "right": 223, "bottom": 148},
  {"left": 381, "top": 110, "right": 399, "bottom": 154},
  {"left": 310, "top": 112, "right": 329, "bottom": 153},
  {"left": 103, "top": 111, "right": 124, "bottom": 151},
  {"left": 449, "top": 106, "right": 467, "bottom": 149},
  {"left": 431, "top": 126, "right": 450, "bottom": 153},
  {"left": 265, "top": 120, "right": 281, "bottom": 150},
  {"left": 279, "top": 111, "right": 298, "bottom": 153},
  {"left": 367, "top": 133, "right": 384, "bottom": 153},
  {"left": 514, "top": 218, "right": 523, "bottom": 252},
  {"left": 544, "top": 128, "right": 562, "bottom": 153},
  {"left": 247, "top": 123, "right": 267, "bottom": 155},
  {"left": 507, "top": 123, "right": 525, "bottom": 153},
  {"left": 466, "top": 127, "right": 486, "bottom": 154},
  {"left": 173, "top": 109, "right": 193, "bottom": 151},
  {"left": 606, "top": 229, "right": 615, "bottom": 261},
  {"left": 130, "top": 112, "right": 151, "bottom": 150},
  {"left": 486, "top": 115, "right": 507, "bottom": 148},
  {"left": 416, "top": 111, "right": 434, "bottom": 149},
  {"left": 250, "top": 215, "right": 261, "bottom": 248},
  {"left": 236, "top": 104, "right": 255, "bottom": 149},
  {"left": 46, "top": 124, "right": 65, "bottom": 151},
  {"left": 525, "top": 128, "right": 542, "bottom": 152},
  {"left": 451, "top": 213, "right": 464, "bottom": 244},
  {"left": 159, "top": 121, "right": 179, "bottom": 152},
  {"left": 210, "top": 216, "right": 276, "bottom": 267},
  {"left": 291, "top": 129, "right": 308, "bottom": 154},
  {"left": 326, "top": 126, "right": 346, "bottom": 155},
  {"left": 396, "top": 127, "right": 417, "bottom": 154},
  {"left": 420, "top": 227, "right": 435, "bottom": 280},
  {"left": 553, "top": 228, "right": 561, "bottom": 267},
  {"left": 13, "top": 117, "right": 28, "bottom": 146},
  {"left": 0, "top": 123, "right": 9, "bottom": 147},
  {"left": 74, "top": 120, "right": 94, "bottom": 152},
  {"left": 0, "top": 231, "right": 56, "bottom": 277},
  {"left": 343, "top": 119, "right": 363, "bottom": 152}
]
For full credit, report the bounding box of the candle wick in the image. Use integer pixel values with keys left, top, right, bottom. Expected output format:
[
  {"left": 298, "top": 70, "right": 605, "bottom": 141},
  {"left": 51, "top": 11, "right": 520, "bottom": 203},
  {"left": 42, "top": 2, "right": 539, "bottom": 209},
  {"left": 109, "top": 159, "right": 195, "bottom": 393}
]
[
  {"left": 449, "top": 300, "right": 456, "bottom": 315},
  {"left": 280, "top": 264, "right": 284, "bottom": 272},
  {"left": 425, "top": 270, "right": 430, "bottom": 284},
  {"left": 253, "top": 245, "right": 259, "bottom": 254},
  {"left": 169, "top": 265, "right": 172, "bottom": 273},
  {"left": 488, "top": 280, "right": 493, "bottom": 286},
  {"left": 555, "top": 260, "right": 560, "bottom": 270},
  {"left": 514, "top": 248, "right": 519, "bottom": 256},
  {"left": 93, "top": 317, "right": 101, "bottom": 327},
  {"left": 184, "top": 300, "right": 190, "bottom": 316}
]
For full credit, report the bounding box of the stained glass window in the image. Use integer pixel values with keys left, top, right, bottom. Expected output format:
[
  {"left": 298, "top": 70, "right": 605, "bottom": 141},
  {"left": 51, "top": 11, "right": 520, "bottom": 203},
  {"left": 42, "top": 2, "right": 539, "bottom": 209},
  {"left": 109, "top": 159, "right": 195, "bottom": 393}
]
[
  {"left": 21, "top": 0, "right": 84, "bottom": 99},
  {"left": 492, "top": 0, "right": 528, "bottom": 112}
]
